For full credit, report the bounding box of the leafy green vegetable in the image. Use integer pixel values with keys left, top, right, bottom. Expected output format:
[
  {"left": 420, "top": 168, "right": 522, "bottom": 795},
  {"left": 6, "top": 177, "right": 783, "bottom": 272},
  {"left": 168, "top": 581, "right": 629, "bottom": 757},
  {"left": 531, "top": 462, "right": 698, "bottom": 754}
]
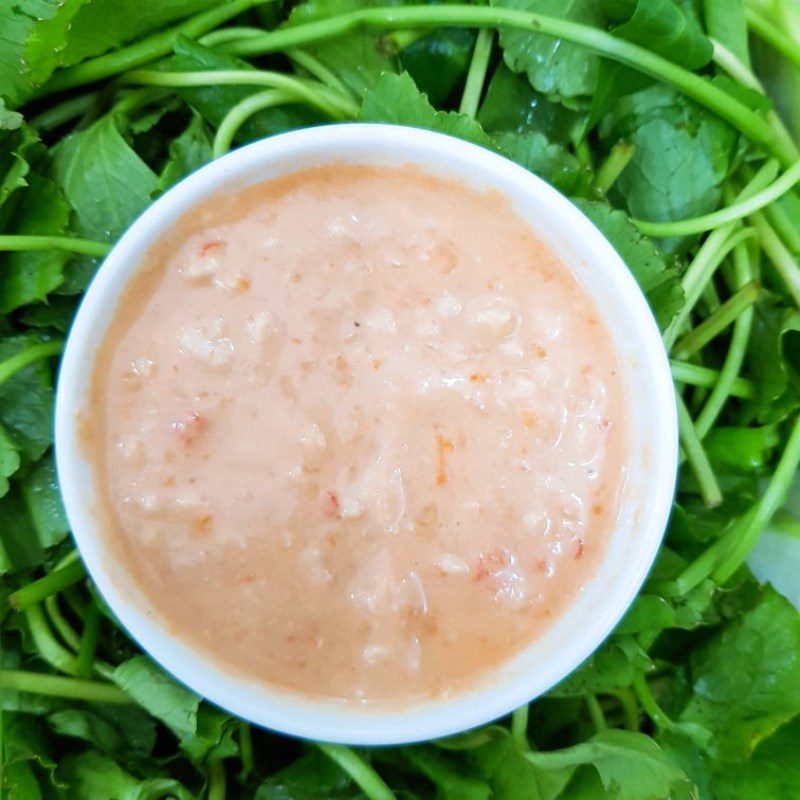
[
  {"left": 681, "top": 586, "right": 800, "bottom": 759},
  {"left": 0, "top": 174, "right": 71, "bottom": 313},
  {"left": 53, "top": 115, "right": 159, "bottom": 242},
  {"left": 111, "top": 656, "right": 200, "bottom": 744},
  {"left": 572, "top": 199, "right": 684, "bottom": 327},
  {"left": 491, "top": 0, "right": 605, "bottom": 103},
  {"left": 606, "top": 0, "right": 712, "bottom": 69},
  {"left": 600, "top": 84, "right": 737, "bottom": 223},
  {"left": 400, "top": 28, "right": 476, "bottom": 107},
  {"left": 359, "top": 72, "right": 495, "bottom": 148},
  {"left": 2, "top": 0, "right": 800, "bottom": 796}
]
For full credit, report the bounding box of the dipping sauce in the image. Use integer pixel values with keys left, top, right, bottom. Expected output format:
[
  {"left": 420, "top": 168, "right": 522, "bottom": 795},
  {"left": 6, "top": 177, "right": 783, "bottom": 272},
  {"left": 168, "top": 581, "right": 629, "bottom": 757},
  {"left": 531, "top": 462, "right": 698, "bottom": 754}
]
[{"left": 90, "top": 164, "right": 628, "bottom": 702}]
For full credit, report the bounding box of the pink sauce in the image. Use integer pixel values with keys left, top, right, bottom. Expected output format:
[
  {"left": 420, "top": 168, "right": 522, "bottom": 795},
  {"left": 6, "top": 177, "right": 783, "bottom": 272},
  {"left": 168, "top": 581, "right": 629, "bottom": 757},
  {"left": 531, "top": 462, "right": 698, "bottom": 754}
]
[{"left": 90, "top": 164, "right": 628, "bottom": 702}]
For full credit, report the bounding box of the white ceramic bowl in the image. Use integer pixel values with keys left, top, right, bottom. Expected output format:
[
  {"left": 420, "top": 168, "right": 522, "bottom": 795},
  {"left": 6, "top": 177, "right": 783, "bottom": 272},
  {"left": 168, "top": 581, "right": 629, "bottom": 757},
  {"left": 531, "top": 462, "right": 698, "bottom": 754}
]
[{"left": 56, "top": 123, "right": 677, "bottom": 745}]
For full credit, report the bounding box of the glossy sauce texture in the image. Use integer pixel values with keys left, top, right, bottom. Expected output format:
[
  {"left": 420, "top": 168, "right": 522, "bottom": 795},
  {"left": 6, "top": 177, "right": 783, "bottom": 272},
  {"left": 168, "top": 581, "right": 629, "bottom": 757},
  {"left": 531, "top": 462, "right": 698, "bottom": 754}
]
[{"left": 91, "top": 165, "right": 628, "bottom": 702}]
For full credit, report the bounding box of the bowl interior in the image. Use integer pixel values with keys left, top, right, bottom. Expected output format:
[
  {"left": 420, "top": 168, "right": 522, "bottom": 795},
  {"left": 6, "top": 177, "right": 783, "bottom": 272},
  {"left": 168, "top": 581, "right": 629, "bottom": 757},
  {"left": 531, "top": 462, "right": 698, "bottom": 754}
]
[{"left": 56, "top": 124, "right": 677, "bottom": 745}]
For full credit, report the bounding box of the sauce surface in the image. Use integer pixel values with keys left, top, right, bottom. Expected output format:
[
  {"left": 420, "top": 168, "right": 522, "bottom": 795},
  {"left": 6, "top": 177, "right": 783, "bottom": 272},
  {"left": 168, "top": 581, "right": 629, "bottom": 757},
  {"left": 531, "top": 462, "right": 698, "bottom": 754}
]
[{"left": 91, "top": 164, "right": 628, "bottom": 702}]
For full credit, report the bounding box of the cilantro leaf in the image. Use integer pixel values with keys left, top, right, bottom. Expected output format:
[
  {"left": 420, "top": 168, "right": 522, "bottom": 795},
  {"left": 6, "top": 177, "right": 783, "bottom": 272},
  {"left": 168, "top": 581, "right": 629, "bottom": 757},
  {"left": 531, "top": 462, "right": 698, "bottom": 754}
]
[
  {"left": 490, "top": 0, "right": 605, "bottom": 104},
  {"left": 681, "top": 586, "right": 800, "bottom": 760},
  {"left": 53, "top": 113, "right": 159, "bottom": 242},
  {"left": 359, "top": 72, "right": 495, "bottom": 148},
  {"left": 600, "top": 85, "right": 737, "bottom": 224},
  {"left": 572, "top": 199, "right": 685, "bottom": 329}
]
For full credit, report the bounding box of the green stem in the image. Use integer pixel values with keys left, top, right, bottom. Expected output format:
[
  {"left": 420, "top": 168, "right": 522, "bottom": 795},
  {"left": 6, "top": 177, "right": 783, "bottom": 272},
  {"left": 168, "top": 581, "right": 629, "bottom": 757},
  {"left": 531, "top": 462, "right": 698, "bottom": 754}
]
[
  {"left": 711, "top": 40, "right": 762, "bottom": 91},
  {"left": 289, "top": 49, "right": 351, "bottom": 96},
  {"left": 677, "top": 392, "right": 723, "bottom": 507},
  {"left": 670, "top": 360, "right": 755, "bottom": 399},
  {"left": 711, "top": 40, "right": 798, "bottom": 158},
  {"left": 8, "top": 558, "right": 82, "bottom": 611},
  {"left": 746, "top": 6, "right": 800, "bottom": 71},
  {"left": 611, "top": 689, "right": 640, "bottom": 732},
  {"left": 45, "top": 594, "right": 81, "bottom": 652},
  {"left": 595, "top": 142, "right": 635, "bottom": 194},
  {"left": 37, "top": 0, "right": 269, "bottom": 96},
  {"left": 511, "top": 704, "right": 530, "bottom": 750},
  {"left": 317, "top": 744, "right": 396, "bottom": 800},
  {"left": 664, "top": 226, "right": 756, "bottom": 350},
  {"left": 585, "top": 695, "right": 607, "bottom": 732},
  {"left": 673, "top": 280, "right": 760, "bottom": 359},
  {"left": 751, "top": 211, "right": 800, "bottom": 306},
  {"left": 238, "top": 722, "right": 254, "bottom": 781},
  {"left": 29, "top": 93, "right": 99, "bottom": 132},
  {"left": 0, "top": 235, "right": 109, "bottom": 257},
  {"left": 634, "top": 159, "right": 800, "bottom": 237},
  {"left": 76, "top": 603, "right": 101, "bottom": 679},
  {"left": 124, "top": 69, "right": 359, "bottom": 118},
  {"left": 213, "top": 89, "right": 300, "bottom": 157},
  {"left": 694, "top": 243, "right": 755, "bottom": 437},
  {"left": 199, "top": 26, "right": 264, "bottom": 47},
  {"left": 0, "top": 670, "right": 131, "bottom": 704},
  {"left": 223, "top": 4, "right": 793, "bottom": 163},
  {"left": 208, "top": 760, "right": 226, "bottom": 800},
  {"left": 459, "top": 27, "right": 494, "bottom": 118},
  {"left": 764, "top": 198, "right": 800, "bottom": 254},
  {"left": 24, "top": 605, "right": 80, "bottom": 675},
  {"left": 714, "top": 414, "right": 800, "bottom": 582},
  {"left": 631, "top": 674, "right": 672, "bottom": 730}
]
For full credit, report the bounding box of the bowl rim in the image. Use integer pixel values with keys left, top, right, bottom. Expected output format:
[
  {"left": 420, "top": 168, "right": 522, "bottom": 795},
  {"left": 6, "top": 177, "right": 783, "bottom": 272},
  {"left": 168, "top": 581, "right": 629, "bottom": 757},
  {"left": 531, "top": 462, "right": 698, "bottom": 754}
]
[{"left": 55, "top": 122, "right": 678, "bottom": 745}]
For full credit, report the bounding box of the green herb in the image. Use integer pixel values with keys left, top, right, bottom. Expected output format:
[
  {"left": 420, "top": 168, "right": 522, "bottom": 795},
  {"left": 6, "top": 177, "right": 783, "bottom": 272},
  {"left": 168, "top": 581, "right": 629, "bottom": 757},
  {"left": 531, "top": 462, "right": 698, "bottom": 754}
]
[{"left": 2, "top": 0, "right": 800, "bottom": 796}]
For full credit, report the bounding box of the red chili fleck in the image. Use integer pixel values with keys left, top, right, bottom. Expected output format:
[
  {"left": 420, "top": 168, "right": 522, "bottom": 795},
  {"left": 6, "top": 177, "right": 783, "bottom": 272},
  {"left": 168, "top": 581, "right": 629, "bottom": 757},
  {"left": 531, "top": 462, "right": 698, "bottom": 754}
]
[
  {"left": 171, "top": 412, "right": 207, "bottom": 447},
  {"left": 198, "top": 239, "right": 222, "bottom": 257},
  {"left": 320, "top": 490, "right": 339, "bottom": 517},
  {"left": 599, "top": 417, "right": 611, "bottom": 431},
  {"left": 575, "top": 539, "right": 585, "bottom": 559}
]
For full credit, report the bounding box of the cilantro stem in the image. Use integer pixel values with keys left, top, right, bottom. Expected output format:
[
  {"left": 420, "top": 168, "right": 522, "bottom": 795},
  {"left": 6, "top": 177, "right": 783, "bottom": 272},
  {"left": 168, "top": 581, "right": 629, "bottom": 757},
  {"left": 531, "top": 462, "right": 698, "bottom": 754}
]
[
  {"left": 677, "top": 393, "right": 723, "bottom": 507},
  {"left": 208, "top": 759, "right": 226, "bottom": 800},
  {"left": 289, "top": 49, "right": 351, "bottom": 96},
  {"left": 631, "top": 674, "right": 671, "bottom": 730},
  {"left": 713, "top": 414, "right": 800, "bottom": 582},
  {"left": 664, "top": 226, "right": 755, "bottom": 350},
  {"left": 238, "top": 722, "right": 254, "bottom": 781},
  {"left": 511, "top": 703, "right": 530, "bottom": 750},
  {"left": 8, "top": 558, "right": 83, "bottom": 611},
  {"left": 222, "top": 5, "right": 793, "bottom": 163},
  {"left": 24, "top": 605, "right": 80, "bottom": 675},
  {"left": 199, "top": 26, "right": 264, "bottom": 47},
  {"left": 611, "top": 689, "right": 640, "bottom": 732},
  {"left": 76, "top": 603, "right": 101, "bottom": 679},
  {"left": 634, "top": 159, "right": 800, "bottom": 237},
  {"left": 594, "top": 142, "right": 635, "bottom": 195},
  {"left": 316, "top": 744, "right": 396, "bottom": 800},
  {"left": 673, "top": 280, "right": 760, "bottom": 359},
  {"left": 124, "top": 69, "right": 359, "bottom": 118},
  {"left": 0, "top": 235, "right": 109, "bottom": 257},
  {"left": 711, "top": 40, "right": 798, "bottom": 158},
  {"left": 711, "top": 40, "right": 762, "bottom": 91},
  {"left": 38, "top": 0, "right": 270, "bottom": 96},
  {"left": 45, "top": 594, "right": 81, "bottom": 652},
  {"left": 751, "top": 211, "right": 800, "bottom": 306},
  {"left": 694, "top": 243, "right": 755, "bottom": 437},
  {"left": 585, "top": 695, "right": 607, "bottom": 732},
  {"left": 764, "top": 199, "right": 800, "bottom": 254},
  {"left": 0, "top": 670, "right": 131, "bottom": 704},
  {"left": 746, "top": 6, "right": 800, "bottom": 71},
  {"left": 670, "top": 360, "right": 755, "bottom": 399},
  {"left": 213, "top": 89, "right": 300, "bottom": 157},
  {"left": 29, "top": 93, "right": 99, "bottom": 132},
  {"left": 459, "top": 28, "right": 493, "bottom": 118}
]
